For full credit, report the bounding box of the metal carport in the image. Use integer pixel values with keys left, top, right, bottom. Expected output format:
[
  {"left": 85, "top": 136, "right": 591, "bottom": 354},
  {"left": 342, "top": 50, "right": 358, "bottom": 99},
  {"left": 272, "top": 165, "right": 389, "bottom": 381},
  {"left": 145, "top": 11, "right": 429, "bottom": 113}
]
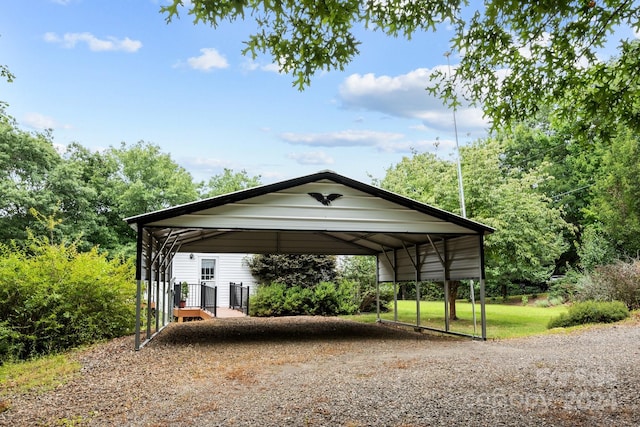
[{"left": 125, "top": 170, "right": 494, "bottom": 350}]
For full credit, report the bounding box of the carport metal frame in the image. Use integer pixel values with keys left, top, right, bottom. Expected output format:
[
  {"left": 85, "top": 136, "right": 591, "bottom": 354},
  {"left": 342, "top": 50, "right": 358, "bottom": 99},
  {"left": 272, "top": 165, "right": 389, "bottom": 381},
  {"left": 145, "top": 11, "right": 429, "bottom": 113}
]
[{"left": 126, "top": 170, "right": 494, "bottom": 350}]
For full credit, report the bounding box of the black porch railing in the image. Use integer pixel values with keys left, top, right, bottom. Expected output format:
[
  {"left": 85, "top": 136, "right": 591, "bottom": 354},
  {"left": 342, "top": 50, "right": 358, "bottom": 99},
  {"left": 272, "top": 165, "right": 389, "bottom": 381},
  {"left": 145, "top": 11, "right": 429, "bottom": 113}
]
[
  {"left": 201, "top": 283, "right": 217, "bottom": 317},
  {"left": 173, "top": 282, "right": 217, "bottom": 317},
  {"left": 230, "top": 282, "right": 250, "bottom": 315}
]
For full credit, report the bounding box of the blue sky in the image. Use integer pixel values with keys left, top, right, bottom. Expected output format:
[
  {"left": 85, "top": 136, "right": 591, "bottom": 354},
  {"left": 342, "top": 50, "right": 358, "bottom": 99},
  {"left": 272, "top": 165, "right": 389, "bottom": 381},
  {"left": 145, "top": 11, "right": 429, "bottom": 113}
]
[{"left": 4, "top": 1, "right": 628, "bottom": 185}]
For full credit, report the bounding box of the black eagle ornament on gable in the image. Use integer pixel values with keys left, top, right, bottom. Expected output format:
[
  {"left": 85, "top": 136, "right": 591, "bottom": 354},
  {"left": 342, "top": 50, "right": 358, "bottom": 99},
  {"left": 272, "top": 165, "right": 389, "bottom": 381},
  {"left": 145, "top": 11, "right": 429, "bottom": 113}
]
[{"left": 308, "top": 192, "right": 343, "bottom": 206}]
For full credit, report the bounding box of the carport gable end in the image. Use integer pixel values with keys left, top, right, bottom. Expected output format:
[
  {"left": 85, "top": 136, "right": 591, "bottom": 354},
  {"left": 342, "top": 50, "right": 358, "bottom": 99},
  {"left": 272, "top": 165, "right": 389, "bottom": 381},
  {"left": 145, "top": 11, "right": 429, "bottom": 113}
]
[
  {"left": 125, "top": 170, "right": 494, "bottom": 349},
  {"left": 126, "top": 171, "right": 492, "bottom": 236}
]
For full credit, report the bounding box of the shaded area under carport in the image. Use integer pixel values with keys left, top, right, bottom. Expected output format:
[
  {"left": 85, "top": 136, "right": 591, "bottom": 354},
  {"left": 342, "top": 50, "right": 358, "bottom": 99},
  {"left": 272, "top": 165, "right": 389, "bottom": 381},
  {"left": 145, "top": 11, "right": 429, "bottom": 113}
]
[{"left": 149, "top": 316, "right": 458, "bottom": 347}]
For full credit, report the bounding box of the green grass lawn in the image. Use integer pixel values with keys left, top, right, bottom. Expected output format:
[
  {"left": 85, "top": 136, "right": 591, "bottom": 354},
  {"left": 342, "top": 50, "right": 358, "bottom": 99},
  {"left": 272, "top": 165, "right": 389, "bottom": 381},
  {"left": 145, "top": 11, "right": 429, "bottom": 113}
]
[{"left": 343, "top": 299, "right": 569, "bottom": 339}]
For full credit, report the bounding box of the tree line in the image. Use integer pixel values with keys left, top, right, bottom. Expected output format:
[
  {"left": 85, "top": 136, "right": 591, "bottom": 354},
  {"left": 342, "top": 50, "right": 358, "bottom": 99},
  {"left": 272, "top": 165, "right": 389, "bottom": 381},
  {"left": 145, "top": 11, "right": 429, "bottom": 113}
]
[
  {"left": 379, "top": 118, "right": 639, "bottom": 299},
  {"left": 1, "top": 106, "right": 639, "bottom": 293},
  {"left": 0, "top": 114, "right": 260, "bottom": 257}
]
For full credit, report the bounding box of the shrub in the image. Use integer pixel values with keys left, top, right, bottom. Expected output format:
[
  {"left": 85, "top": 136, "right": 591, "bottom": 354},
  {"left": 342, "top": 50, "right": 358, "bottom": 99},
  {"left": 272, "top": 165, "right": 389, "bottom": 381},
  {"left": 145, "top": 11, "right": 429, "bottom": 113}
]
[
  {"left": 249, "top": 281, "right": 360, "bottom": 317},
  {"left": 547, "top": 300, "right": 629, "bottom": 329},
  {"left": 0, "top": 238, "right": 136, "bottom": 363},
  {"left": 337, "top": 256, "right": 393, "bottom": 311},
  {"left": 548, "top": 269, "right": 581, "bottom": 301},
  {"left": 311, "top": 281, "right": 339, "bottom": 315},
  {"left": 334, "top": 280, "right": 360, "bottom": 315},
  {"left": 548, "top": 295, "right": 565, "bottom": 306},
  {"left": 577, "top": 223, "right": 617, "bottom": 272},
  {"left": 282, "top": 286, "right": 314, "bottom": 315},
  {"left": 576, "top": 259, "right": 640, "bottom": 310},
  {"left": 248, "top": 282, "right": 287, "bottom": 317}
]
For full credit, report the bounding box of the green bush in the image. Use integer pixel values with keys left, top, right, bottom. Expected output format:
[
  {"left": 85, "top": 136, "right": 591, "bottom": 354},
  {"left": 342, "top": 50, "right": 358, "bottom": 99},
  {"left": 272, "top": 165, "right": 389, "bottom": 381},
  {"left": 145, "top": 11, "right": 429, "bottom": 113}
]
[
  {"left": 548, "top": 295, "right": 564, "bottom": 306},
  {"left": 282, "top": 286, "right": 314, "bottom": 315},
  {"left": 334, "top": 280, "right": 361, "bottom": 315},
  {"left": 579, "top": 260, "right": 640, "bottom": 310},
  {"left": 311, "top": 281, "right": 339, "bottom": 315},
  {"left": 249, "top": 281, "right": 360, "bottom": 317},
  {"left": 534, "top": 299, "right": 550, "bottom": 308},
  {"left": 547, "top": 300, "right": 629, "bottom": 329},
  {"left": 337, "top": 256, "right": 393, "bottom": 311},
  {"left": 547, "top": 269, "right": 581, "bottom": 301},
  {"left": 249, "top": 282, "right": 287, "bottom": 316},
  {"left": 0, "top": 238, "right": 136, "bottom": 363}
]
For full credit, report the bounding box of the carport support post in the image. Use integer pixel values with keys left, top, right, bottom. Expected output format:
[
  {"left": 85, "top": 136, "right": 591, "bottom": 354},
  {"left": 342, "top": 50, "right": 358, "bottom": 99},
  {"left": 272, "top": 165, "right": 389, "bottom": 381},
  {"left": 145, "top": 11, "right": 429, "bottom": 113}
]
[
  {"left": 415, "top": 245, "right": 421, "bottom": 326},
  {"left": 393, "top": 249, "right": 398, "bottom": 322},
  {"left": 375, "top": 267, "right": 380, "bottom": 322},
  {"left": 155, "top": 256, "right": 160, "bottom": 332},
  {"left": 442, "top": 239, "right": 450, "bottom": 332},
  {"left": 161, "top": 258, "right": 167, "bottom": 326},
  {"left": 145, "top": 232, "right": 153, "bottom": 340},
  {"left": 444, "top": 280, "right": 450, "bottom": 332},
  {"left": 134, "top": 224, "right": 144, "bottom": 351},
  {"left": 479, "top": 235, "right": 487, "bottom": 340}
]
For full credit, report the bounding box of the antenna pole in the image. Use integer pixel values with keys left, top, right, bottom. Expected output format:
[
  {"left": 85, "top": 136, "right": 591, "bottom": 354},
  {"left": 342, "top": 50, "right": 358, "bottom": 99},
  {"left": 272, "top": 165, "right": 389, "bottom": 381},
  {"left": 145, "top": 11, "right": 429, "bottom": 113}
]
[{"left": 444, "top": 51, "right": 466, "bottom": 218}]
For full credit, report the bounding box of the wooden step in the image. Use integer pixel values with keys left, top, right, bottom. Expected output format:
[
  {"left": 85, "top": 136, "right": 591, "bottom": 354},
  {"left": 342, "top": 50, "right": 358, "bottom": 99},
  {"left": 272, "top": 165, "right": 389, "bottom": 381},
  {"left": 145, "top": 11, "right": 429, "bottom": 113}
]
[{"left": 173, "top": 307, "right": 215, "bottom": 322}]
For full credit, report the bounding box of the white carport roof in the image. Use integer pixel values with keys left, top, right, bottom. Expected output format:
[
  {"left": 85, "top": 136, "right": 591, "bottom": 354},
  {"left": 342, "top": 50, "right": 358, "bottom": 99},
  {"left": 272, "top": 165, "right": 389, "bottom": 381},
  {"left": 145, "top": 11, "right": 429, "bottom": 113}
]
[{"left": 126, "top": 170, "right": 493, "bottom": 259}]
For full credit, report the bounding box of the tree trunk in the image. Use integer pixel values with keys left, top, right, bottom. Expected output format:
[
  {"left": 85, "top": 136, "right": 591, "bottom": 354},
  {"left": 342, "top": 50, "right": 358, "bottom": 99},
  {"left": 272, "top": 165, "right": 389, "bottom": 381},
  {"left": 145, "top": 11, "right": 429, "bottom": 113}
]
[{"left": 449, "top": 280, "right": 460, "bottom": 320}]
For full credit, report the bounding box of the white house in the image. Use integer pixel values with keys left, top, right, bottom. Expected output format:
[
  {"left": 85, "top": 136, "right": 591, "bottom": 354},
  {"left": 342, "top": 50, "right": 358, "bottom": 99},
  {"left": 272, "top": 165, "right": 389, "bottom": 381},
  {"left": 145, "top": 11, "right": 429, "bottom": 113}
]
[{"left": 172, "top": 252, "right": 256, "bottom": 308}]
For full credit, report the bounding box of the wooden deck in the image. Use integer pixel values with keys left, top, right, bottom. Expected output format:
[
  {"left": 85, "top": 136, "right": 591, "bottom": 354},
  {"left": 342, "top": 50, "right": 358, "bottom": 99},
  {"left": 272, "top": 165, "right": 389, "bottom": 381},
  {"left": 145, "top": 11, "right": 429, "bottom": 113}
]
[
  {"left": 173, "top": 307, "right": 215, "bottom": 322},
  {"left": 173, "top": 307, "right": 247, "bottom": 322}
]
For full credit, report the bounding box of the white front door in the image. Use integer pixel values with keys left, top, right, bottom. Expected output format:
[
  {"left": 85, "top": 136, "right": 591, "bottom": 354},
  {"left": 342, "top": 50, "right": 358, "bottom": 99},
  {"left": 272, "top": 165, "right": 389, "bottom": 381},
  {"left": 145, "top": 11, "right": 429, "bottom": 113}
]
[{"left": 200, "top": 258, "right": 216, "bottom": 287}]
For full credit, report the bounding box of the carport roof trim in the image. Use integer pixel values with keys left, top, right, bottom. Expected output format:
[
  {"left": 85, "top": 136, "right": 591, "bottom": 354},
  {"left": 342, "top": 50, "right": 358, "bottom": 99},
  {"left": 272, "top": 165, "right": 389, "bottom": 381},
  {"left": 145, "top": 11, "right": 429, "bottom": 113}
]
[{"left": 125, "top": 170, "right": 494, "bottom": 234}]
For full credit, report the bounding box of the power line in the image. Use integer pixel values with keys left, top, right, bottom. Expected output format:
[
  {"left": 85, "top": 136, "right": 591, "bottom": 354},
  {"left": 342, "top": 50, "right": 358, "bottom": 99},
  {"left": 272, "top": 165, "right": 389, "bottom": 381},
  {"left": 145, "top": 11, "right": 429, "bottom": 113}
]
[{"left": 551, "top": 183, "right": 595, "bottom": 200}]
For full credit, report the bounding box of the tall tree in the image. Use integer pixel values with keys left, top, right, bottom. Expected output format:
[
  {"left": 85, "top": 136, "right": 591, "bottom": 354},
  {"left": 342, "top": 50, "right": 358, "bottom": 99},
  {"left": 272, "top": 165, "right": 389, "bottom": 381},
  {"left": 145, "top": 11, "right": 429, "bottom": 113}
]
[
  {"left": 0, "top": 123, "right": 61, "bottom": 244},
  {"left": 247, "top": 254, "right": 337, "bottom": 288},
  {"left": 498, "top": 120, "right": 603, "bottom": 268},
  {"left": 161, "top": 1, "right": 640, "bottom": 132},
  {"left": 587, "top": 127, "right": 640, "bottom": 257},
  {"left": 381, "top": 137, "right": 571, "bottom": 309},
  {"left": 54, "top": 143, "right": 121, "bottom": 252},
  {"left": 106, "top": 141, "right": 201, "bottom": 255},
  {"left": 201, "top": 168, "right": 262, "bottom": 198}
]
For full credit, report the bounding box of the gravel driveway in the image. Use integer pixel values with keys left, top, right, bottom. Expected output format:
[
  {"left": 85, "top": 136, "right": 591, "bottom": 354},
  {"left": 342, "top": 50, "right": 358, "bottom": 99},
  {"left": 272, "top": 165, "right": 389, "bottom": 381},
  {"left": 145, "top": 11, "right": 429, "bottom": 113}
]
[{"left": 2, "top": 316, "right": 639, "bottom": 426}]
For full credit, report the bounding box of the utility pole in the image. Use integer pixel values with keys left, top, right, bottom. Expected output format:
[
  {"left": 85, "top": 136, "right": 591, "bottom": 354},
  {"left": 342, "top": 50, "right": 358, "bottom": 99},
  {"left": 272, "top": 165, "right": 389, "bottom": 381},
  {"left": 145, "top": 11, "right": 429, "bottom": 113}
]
[
  {"left": 445, "top": 51, "right": 475, "bottom": 335},
  {"left": 444, "top": 51, "right": 466, "bottom": 218}
]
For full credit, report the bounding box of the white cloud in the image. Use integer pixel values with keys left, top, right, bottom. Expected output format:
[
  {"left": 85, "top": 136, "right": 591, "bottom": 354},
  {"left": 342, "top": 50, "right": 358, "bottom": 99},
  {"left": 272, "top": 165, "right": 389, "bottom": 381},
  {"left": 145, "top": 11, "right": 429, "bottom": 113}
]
[
  {"left": 288, "top": 151, "right": 334, "bottom": 165},
  {"left": 339, "top": 68, "right": 488, "bottom": 133},
  {"left": 178, "top": 156, "right": 233, "bottom": 182},
  {"left": 43, "top": 32, "right": 142, "bottom": 52},
  {"left": 241, "top": 59, "right": 280, "bottom": 73},
  {"left": 23, "top": 112, "right": 72, "bottom": 130},
  {"left": 279, "top": 128, "right": 462, "bottom": 156},
  {"left": 279, "top": 129, "right": 405, "bottom": 148},
  {"left": 377, "top": 138, "right": 456, "bottom": 154},
  {"left": 517, "top": 32, "right": 551, "bottom": 60},
  {"left": 187, "top": 48, "right": 229, "bottom": 71}
]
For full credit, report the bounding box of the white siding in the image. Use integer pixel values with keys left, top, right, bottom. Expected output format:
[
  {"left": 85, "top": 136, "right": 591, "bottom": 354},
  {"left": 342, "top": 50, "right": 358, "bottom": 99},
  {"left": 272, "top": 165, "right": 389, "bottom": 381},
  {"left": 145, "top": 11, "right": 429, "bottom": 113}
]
[
  {"left": 172, "top": 252, "right": 256, "bottom": 307},
  {"left": 377, "top": 235, "right": 482, "bottom": 282}
]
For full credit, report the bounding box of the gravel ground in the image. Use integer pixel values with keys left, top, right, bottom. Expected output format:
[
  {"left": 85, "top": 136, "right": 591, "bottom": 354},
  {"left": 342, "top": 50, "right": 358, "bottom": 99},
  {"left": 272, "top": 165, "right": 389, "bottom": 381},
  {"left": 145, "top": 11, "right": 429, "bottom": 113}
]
[{"left": 1, "top": 315, "right": 639, "bottom": 426}]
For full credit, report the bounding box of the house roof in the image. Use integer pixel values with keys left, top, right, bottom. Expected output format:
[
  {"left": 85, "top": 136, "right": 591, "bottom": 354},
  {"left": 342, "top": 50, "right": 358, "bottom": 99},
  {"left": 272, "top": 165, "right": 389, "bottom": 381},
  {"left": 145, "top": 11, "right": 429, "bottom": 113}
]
[{"left": 125, "top": 170, "right": 493, "bottom": 256}]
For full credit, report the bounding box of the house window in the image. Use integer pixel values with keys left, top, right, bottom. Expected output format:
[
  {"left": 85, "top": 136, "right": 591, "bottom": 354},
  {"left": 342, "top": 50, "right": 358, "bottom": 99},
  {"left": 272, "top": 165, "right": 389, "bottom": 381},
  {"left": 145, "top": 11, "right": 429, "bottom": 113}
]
[{"left": 201, "top": 259, "right": 216, "bottom": 282}]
